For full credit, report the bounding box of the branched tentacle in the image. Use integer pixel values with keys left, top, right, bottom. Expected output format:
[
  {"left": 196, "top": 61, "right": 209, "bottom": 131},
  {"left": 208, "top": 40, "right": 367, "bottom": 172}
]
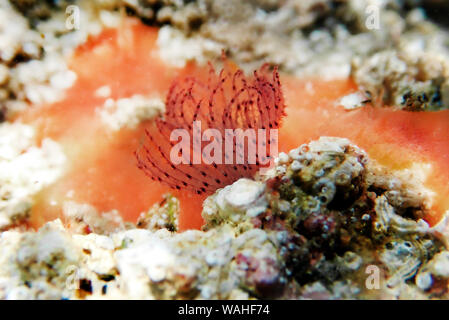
[{"left": 136, "top": 60, "right": 286, "bottom": 195}]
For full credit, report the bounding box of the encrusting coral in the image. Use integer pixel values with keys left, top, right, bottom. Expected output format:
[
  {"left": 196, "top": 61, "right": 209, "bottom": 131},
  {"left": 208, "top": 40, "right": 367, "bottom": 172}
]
[
  {"left": 136, "top": 194, "right": 179, "bottom": 232},
  {"left": 1, "top": 138, "right": 449, "bottom": 299},
  {"left": 352, "top": 49, "right": 449, "bottom": 111},
  {"left": 0, "top": 137, "right": 449, "bottom": 299},
  {"left": 261, "top": 137, "right": 445, "bottom": 296}
]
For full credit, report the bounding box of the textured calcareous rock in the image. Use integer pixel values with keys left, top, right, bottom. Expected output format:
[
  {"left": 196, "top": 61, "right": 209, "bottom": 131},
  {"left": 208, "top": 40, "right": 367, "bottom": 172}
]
[
  {"left": 0, "top": 122, "right": 66, "bottom": 230},
  {"left": 0, "top": 137, "right": 447, "bottom": 299}
]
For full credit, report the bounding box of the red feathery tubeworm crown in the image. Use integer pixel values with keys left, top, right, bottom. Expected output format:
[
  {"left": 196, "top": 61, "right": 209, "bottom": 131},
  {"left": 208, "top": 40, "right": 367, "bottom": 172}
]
[{"left": 135, "top": 59, "right": 286, "bottom": 195}]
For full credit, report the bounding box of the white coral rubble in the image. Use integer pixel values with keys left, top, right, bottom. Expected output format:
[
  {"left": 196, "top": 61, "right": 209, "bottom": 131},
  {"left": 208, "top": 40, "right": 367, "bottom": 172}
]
[
  {"left": 0, "top": 123, "right": 66, "bottom": 229},
  {"left": 97, "top": 94, "right": 165, "bottom": 131}
]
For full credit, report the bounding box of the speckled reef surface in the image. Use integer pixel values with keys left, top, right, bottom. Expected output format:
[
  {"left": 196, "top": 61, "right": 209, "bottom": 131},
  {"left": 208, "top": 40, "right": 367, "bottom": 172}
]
[
  {"left": 3, "top": 137, "right": 449, "bottom": 299},
  {"left": 2, "top": 0, "right": 449, "bottom": 300}
]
